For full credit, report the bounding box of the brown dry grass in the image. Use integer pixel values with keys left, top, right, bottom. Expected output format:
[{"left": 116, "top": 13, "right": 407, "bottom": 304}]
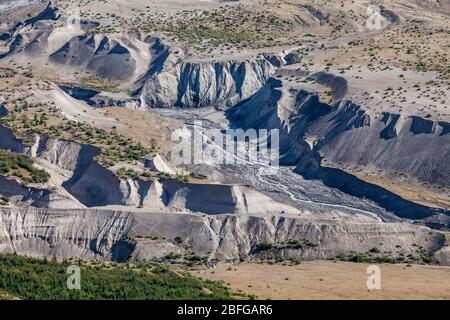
[
  {"left": 103, "top": 107, "right": 183, "bottom": 156},
  {"left": 197, "top": 261, "right": 450, "bottom": 300}
]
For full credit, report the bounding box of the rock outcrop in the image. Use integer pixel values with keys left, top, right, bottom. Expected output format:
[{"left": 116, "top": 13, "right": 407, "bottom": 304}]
[
  {"left": 0, "top": 208, "right": 134, "bottom": 261},
  {"left": 138, "top": 53, "right": 285, "bottom": 109},
  {"left": 144, "top": 154, "right": 175, "bottom": 175}
]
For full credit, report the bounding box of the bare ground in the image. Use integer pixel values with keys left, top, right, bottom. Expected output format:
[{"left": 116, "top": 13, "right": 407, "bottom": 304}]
[{"left": 197, "top": 261, "right": 450, "bottom": 300}]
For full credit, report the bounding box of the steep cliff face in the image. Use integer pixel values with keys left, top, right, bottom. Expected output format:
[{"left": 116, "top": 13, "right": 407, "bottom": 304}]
[
  {"left": 228, "top": 78, "right": 328, "bottom": 171},
  {"left": 0, "top": 208, "right": 447, "bottom": 264},
  {"left": 0, "top": 208, "right": 135, "bottom": 261},
  {"left": 139, "top": 53, "right": 285, "bottom": 109},
  {"left": 208, "top": 214, "right": 446, "bottom": 262},
  {"left": 35, "top": 135, "right": 87, "bottom": 171},
  {"left": 316, "top": 108, "right": 450, "bottom": 188},
  {"left": 31, "top": 136, "right": 144, "bottom": 207},
  {"left": 158, "top": 180, "right": 300, "bottom": 215}
]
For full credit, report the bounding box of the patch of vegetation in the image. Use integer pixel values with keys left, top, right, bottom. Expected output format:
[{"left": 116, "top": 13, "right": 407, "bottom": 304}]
[
  {"left": 135, "top": 5, "right": 296, "bottom": 52},
  {"left": 115, "top": 167, "right": 140, "bottom": 180},
  {"left": 0, "top": 101, "right": 150, "bottom": 173},
  {"left": 337, "top": 250, "right": 435, "bottom": 265},
  {"left": 158, "top": 172, "right": 171, "bottom": 181},
  {"left": 339, "top": 254, "right": 398, "bottom": 264},
  {"left": 164, "top": 252, "right": 182, "bottom": 261},
  {"left": 186, "top": 255, "right": 209, "bottom": 263},
  {"left": 85, "top": 26, "right": 118, "bottom": 36},
  {"left": 171, "top": 24, "right": 255, "bottom": 47},
  {"left": 174, "top": 236, "right": 184, "bottom": 244},
  {"left": 285, "top": 239, "right": 318, "bottom": 250},
  {"left": 256, "top": 241, "right": 274, "bottom": 251},
  {"left": 255, "top": 239, "right": 318, "bottom": 254},
  {"left": 22, "top": 70, "right": 33, "bottom": 78},
  {"left": 0, "top": 150, "right": 50, "bottom": 184},
  {"left": 189, "top": 172, "right": 207, "bottom": 180},
  {"left": 0, "top": 254, "right": 231, "bottom": 300},
  {"left": 0, "top": 196, "right": 9, "bottom": 206},
  {"left": 78, "top": 77, "right": 121, "bottom": 93},
  {"left": 176, "top": 174, "right": 190, "bottom": 184}
]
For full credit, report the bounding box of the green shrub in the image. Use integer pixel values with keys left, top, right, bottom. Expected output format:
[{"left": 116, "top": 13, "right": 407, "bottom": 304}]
[
  {"left": 0, "top": 254, "right": 230, "bottom": 300},
  {"left": 0, "top": 150, "right": 50, "bottom": 184},
  {"left": 174, "top": 236, "right": 183, "bottom": 244},
  {"left": 0, "top": 196, "right": 9, "bottom": 206},
  {"left": 257, "top": 241, "right": 273, "bottom": 251}
]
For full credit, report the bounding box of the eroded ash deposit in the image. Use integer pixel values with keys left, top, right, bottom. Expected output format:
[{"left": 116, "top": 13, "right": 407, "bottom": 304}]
[{"left": 0, "top": 0, "right": 449, "bottom": 265}]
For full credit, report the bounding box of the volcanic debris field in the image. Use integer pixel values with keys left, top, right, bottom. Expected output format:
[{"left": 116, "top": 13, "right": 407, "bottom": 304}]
[{"left": 0, "top": 0, "right": 449, "bottom": 300}]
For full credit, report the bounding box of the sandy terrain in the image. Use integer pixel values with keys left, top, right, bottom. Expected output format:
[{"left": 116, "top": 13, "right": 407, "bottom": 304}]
[{"left": 197, "top": 261, "right": 450, "bottom": 300}]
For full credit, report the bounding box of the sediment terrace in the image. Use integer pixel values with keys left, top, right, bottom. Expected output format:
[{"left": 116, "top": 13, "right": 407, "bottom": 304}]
[{"left": 0, "top": 207, "right": 448, "bottom": 264}]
